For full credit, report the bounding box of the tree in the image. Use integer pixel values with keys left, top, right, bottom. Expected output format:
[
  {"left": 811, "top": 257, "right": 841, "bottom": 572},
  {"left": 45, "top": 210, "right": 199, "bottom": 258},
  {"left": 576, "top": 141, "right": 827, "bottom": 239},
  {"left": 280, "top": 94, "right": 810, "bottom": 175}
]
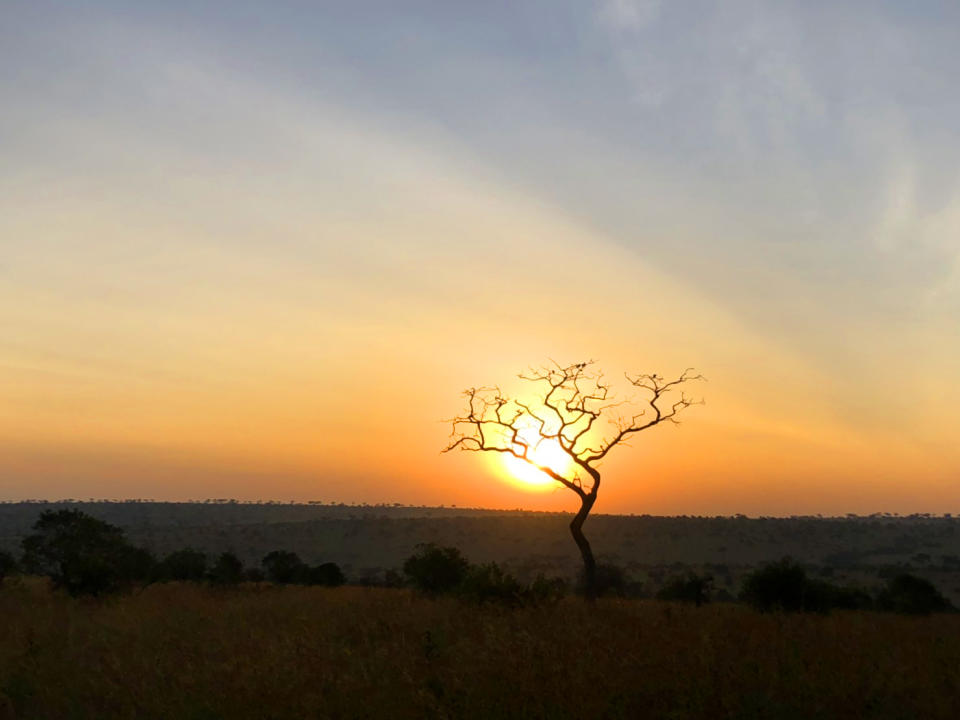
[
  {"left": 208, "top": 551, "right": 245, "bottom": 585},
  {"left": 158, "top": 548, "right": 208, "bottom": 582},
  {"left": 0, "top": 550, "right": 17, "bottom": 586},
  {"left": 657, "top": 572, "right": 714, "bottom": 606},
  {"left": 444, "top": 361, "right": 702, "bottom": 600},
  {"left": 877, "top": 574, "right": 953, "bottom": 615},
  {"left": 262, "top": 550, "right": 307, "bottom": 584},
  {"left": 20, "top": 509, "right": 147, "bottom": 596},
  {"left": 740, "top": 558, "right": 810, "bottom": 612},
  {"left": 305, "top": 562, "right": 346, "bottom": 587},
  {"left": 403, "top": 543, "right": 470, "bottom": 595}
]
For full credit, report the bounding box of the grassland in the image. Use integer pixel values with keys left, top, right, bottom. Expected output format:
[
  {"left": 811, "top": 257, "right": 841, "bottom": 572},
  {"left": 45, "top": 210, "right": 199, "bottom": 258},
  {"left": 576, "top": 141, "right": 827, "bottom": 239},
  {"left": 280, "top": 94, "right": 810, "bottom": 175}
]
[
  {"left": 3, "top": 503, "right": 960, "bottom": 605},
  {"left": 2, "top": 580, "right": 958, "bottom": 719}
]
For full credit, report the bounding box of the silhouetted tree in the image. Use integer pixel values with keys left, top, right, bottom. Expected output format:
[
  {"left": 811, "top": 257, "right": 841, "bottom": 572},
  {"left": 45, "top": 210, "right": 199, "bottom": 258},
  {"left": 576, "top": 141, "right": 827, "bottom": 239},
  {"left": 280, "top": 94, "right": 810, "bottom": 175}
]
[
  {"left": 403, "top": 543, "right": 469, "bottom": 595},
  {"left": 20, "top": 509, "right": 146, "bottom": 596},
  {"left": 262, "top": 550, "right": 307, "bottom": 584},
  {"left": 444, "top": 361, "right": 703, "bottom": 599},
  {"left": 208, "top": 551, "right": 245, "bottom": 585},
  {"left": 739, "top": 558, "right": 870, "bottom": 613},
  {"left": 578, "top": 562, "right": 633, "bottom": 598},
  {"left": 657, "top": 572, "right": 714, "bottom": 606},
  {"left": 305, "top": 562, "right": 346, "bottom": 587},
  {"left": 458, "top": 562, "right": 523, "bottom": 605},
  {"left": 158, "top": 548, "right": 208, "bottom": 582},
  {"left": 877, "top": 574, "right": 953, "bottom": 615},
  {"left": 0, "top": 550, "right": 17, "bottom": 585},
  {"left": 740, "top": 558, "right": 810, "bottom": 612}
]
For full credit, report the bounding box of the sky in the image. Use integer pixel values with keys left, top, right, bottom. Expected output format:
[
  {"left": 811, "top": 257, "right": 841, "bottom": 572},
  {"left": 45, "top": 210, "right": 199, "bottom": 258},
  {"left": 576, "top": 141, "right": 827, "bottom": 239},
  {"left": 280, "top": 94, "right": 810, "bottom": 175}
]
[{"left": 2, "top": 0, "right": 959, "bottom": 515}]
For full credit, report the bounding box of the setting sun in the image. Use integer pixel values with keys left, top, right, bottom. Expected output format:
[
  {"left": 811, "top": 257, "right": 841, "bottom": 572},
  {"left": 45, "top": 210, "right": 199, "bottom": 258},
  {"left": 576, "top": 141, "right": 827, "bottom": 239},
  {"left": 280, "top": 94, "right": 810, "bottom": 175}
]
[{"left": 497, "top": 420, "right": 577, "bottom": 491}]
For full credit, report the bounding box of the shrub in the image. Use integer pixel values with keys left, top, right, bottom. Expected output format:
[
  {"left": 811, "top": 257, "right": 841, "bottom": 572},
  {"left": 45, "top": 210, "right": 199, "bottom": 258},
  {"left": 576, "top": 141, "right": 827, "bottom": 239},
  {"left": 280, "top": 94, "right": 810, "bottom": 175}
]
[
  {"left": 0, "top": 550, "right": 17, "bottom": 585},
  {"left": 403, "top": 544, "right": 469, "bottom": 595},
  {"left": 262, "top": 550, "right": 308, "bottom": 584},
  {"left": 524, "top": 574, "right": 567, "bottom": 605},
  {"left": 305, "top": 562, "right": 346, "bottom": 587},
  {"left": 158, "top": 548, "right": 208, "bottom": 582},
  {"left": 208, "top": 552, "right": 245, "bottom": 585},
  {"left": 657, "top": 573, "right": 714, "bottom": 606},
  {"left": 20, "top": 509, "right": 146, "bottom": 596},
  {"left": 578, "top": 563, "right": 632, "bottom": 598},
  {"left": 740, "top": 558, "right": 873, "bottom": 613},
  {"left": 458, "top": 563, "right": 523, "bottom": 605},
  {"left": 877, "top": 574, "right": 954, "bottom": 615},
  {"left": 740, "top": 558, "right": 811, "bottom": 612}
]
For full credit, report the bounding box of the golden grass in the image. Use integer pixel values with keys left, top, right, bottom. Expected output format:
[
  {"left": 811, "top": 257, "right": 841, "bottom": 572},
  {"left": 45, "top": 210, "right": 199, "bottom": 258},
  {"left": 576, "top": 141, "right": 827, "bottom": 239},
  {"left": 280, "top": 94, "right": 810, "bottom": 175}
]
[{"left": 1, "top": 580, "right": 958, "bottom": 719}]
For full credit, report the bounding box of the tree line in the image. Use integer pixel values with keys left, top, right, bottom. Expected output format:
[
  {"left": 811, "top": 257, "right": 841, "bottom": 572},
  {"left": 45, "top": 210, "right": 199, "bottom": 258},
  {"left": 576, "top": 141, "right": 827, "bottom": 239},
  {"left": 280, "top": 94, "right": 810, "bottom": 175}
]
[
  {"left": 0, "top": 509, "right": 345, "bottom": 596},
  {"left": 0, "top": 509, "right": 955, "bottom": 615}
]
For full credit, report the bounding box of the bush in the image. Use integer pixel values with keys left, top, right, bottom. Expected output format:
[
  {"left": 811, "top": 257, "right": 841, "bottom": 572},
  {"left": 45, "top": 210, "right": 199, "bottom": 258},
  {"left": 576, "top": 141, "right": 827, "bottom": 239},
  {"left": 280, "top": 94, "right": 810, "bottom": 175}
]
[
  {"left": 209, "top": 552, "right": 245, "bottom": 585},
  {"left": 740, "top": 558, "right": 811, "bottom": 612},
  {"left": 0, "top": 550, "right": 18, "bottom": 585},
  {"left": 657, "top": 573, "right": 714, "bottom": 606},
  {"left": 578, "top": 563, "right": 634, "bottom": 598},
  {"left": 20, "top": 509, "right": 146, "bottom": 596},
  {"left": 525, "top": 574, "right": 567, "bottom": 605},
  {"left": 305, "top": 562, "right": 346, "bottom": 587},
  {"left": 740, "top": 558, "right": 873, "bottom": 613},
  {"left": 403, "top": 544, "right": 469, "bottom": 595},
  {"left": 458, "top": 563, "right": 523, "bottom": 605},
  {"left": 158, "top": 548, "right": 208, "bottom": 582},
  {"left": 116, "top": 545, "right": 157, "bottom": 584},
  {"left": 877, "top": 574, "right": 954, "bottom": 615},
  {"left": 262, "top": 550, "right": 308, "bottom": 584}
]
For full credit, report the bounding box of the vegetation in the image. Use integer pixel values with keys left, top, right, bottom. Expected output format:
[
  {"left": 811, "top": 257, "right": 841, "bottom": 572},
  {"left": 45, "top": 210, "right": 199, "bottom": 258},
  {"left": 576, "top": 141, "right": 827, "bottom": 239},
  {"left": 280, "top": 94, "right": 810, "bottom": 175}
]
[
  {"left": 20, "top": 509, "right": 152, "bottom": 596},
  {"left": 3, "top": 503, "right": 959, "bottom": 610},
  {"left": 262, "top": 550, "right": 346, "bottom": 587},
  {"left": 156, "top": 548, "right": 208, "bottom": 582},
  {"left": 0, "top": 550, "right": 16, "bottom": 586},
  {"left": 403, "top": 543, "right": 471, "bottom": 595},
  {"left": 740, "top": 558, "right": 948, "bottom": 614},
  {"left": 877, "top": 573, "right": 953, "bottom": 615},
  {"left": 1, "top": 582, "right": 959, "bottom": 719},
  {"left": 657, "top": 572, "right": 714, "bottom": 606}
]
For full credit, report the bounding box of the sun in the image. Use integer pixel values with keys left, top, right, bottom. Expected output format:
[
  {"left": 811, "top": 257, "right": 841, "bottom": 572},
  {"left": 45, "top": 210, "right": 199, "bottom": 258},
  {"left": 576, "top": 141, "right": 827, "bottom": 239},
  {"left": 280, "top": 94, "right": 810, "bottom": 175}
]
[{"left": 497, "top": 421, "right": 577, "bottom": 492}]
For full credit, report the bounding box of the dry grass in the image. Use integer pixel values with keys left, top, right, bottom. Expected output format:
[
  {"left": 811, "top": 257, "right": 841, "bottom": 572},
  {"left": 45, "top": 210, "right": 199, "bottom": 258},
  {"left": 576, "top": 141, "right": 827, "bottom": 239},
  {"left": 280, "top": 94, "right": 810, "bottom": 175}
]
[{"left": 1, "top": 580, "right": 959, "bottom": 719}]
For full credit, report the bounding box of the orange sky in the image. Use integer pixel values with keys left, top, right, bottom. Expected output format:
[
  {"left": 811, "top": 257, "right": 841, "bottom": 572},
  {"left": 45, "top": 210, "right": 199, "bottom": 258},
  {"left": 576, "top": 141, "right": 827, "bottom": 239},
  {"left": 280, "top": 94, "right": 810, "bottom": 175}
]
[{"left": 2, "top": 2, "right": 959, "bottom": 514}]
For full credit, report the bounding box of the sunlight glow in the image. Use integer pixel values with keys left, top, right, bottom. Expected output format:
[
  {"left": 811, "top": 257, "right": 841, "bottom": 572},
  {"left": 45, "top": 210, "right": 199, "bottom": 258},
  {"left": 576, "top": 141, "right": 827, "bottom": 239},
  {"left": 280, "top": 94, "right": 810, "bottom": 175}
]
[{"left": 499, "top": 421, "right": 577, "bottom": 492}]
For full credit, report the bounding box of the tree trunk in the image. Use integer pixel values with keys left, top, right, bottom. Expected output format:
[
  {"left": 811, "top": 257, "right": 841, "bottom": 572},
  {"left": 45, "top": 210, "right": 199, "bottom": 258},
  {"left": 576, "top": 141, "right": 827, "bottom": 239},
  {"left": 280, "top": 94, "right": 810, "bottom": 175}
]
[{"left": 570, "top": 492, "right": 597, "bottom": 600}]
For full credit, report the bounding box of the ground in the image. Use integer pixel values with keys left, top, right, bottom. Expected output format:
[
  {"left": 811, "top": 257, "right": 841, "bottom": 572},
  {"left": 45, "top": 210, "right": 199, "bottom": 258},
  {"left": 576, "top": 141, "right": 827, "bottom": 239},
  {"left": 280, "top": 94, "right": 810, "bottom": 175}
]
[{"left": 1, "top": 580, "right": 958, "bottom": 719}]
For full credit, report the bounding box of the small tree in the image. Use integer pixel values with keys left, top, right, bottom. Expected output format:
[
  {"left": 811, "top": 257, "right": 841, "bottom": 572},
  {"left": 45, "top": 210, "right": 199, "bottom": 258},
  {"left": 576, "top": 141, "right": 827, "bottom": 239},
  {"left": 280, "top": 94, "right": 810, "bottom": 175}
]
[
  {"left": 208, "top": 551, "right": 245, "bottom": 585},
  {"left": 20, "top": 509, "right": 145, "bottom": 596},
  {"left": 740, "top": 558, "right": 810, "bottom": 612},
  {"left": 262, "top": 550, "right": 308, "bottom": 584},
  {"left": 0, "top": 550, "right": 18, "bottom": 586},
  {"left": 877, "top": 574, "right": 953, "bottom": 615},
  {"left": 305, "top": 562, "right": 346, "bottom": 587},
  {"left": 403, "top": 543, "right": 470, "bottom": 595},
  {"left": 657, "top": 572, "right": 714, "bottom": 606},
  {"left": 444, "top": 361, "right": 702, "bottom": 600},
  {"left": 158, "top": 548, "right": 208, "bottom": 582}
]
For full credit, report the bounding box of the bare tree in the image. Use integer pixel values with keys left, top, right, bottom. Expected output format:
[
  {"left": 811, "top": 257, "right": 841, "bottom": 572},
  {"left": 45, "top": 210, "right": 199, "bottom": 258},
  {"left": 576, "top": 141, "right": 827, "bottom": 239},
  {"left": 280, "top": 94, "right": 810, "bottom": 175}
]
[{"left": 443, "top": 361, "right": 703, "bottom": 600}]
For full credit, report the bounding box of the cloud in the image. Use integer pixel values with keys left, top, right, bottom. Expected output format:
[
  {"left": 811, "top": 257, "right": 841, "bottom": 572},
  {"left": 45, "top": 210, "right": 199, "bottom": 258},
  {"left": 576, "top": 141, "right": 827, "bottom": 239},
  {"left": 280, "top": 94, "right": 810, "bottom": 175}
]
[{"left": 596, "top": 0, "right": 662, "bottom": 32}]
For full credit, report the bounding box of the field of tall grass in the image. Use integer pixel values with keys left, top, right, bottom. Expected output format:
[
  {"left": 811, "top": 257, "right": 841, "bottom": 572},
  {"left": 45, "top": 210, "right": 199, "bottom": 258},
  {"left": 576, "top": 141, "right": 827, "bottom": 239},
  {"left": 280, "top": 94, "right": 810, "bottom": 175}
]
[{"left": 1, "top": 580, "right": 958, "bottom": 719}]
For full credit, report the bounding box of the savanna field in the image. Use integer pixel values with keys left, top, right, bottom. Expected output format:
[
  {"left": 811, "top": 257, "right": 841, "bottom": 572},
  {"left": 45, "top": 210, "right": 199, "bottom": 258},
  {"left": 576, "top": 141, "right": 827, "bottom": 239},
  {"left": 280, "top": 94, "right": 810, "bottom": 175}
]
[{"left": 2, "top": 580, "right": 959, "bottom": 720}]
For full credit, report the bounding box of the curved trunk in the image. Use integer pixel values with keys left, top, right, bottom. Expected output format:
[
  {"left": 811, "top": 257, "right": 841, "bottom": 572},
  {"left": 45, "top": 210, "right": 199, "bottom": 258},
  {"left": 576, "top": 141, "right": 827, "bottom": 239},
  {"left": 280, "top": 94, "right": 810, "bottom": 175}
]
[{"left": 570, "top": 492, "right": 597, "bottom": 600}]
